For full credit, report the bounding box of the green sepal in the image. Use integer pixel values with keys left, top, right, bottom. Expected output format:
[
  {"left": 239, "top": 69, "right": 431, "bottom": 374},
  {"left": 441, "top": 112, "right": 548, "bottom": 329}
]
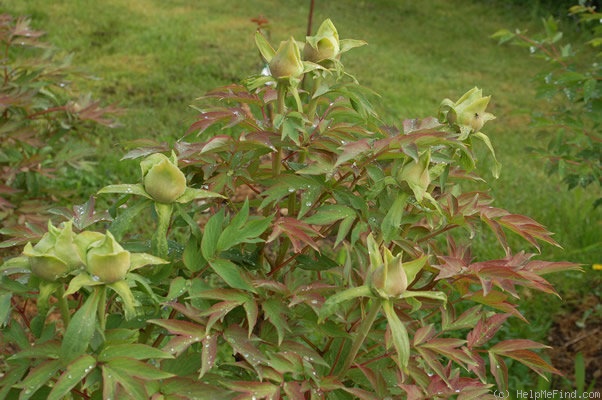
[
  {"left": 107, "top": 279, "right": 139, "bottom": 320},
  {"left": 98, "top": 183, "right": 152, "bottom": 199},
  {"left": 382, "top": 299, "right": 410, "bottom": 369}
]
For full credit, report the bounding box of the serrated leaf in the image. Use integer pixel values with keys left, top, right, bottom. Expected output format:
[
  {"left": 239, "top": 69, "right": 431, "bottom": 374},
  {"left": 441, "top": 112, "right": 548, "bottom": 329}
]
[{"left": 47, "top": 354, "right": 96, "bottom": 400}]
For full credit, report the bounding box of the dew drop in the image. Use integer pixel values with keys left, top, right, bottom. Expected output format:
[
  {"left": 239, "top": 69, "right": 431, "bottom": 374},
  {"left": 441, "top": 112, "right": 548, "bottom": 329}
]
[
  {"left": 305, "top": 201, "right": 312, "bottom": 207},
  {"left": 287, "top": 187, "right": 295, "bottom": 193},
  {"left": 91, "top": 275, "right": 101, "bottom": 282}
]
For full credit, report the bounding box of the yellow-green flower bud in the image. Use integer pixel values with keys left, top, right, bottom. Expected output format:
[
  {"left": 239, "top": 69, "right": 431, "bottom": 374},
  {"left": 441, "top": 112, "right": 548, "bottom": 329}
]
[
  {"left": 269, "top": 37, "right": 304, "bottom": 80},
  {"left": 304, "top": 19, "right": 340, "bottom": 63},
  {"left": 141, "top": 153, "right": 187, "bottom": 203},
  {"left": 85, "top": 232, "right": 131, "bottom": 283},
  {"left": 23, "top": 221, "right": 82, "bottom": 281},
  {"left": 371, "top": 255, "right": 408, "bottom": 299},
  {"left": 439, "top": 87, "right": 495, "bottom": 138},
  {"left": 398, "top": 152, "right": 431, "bottom": 202}
]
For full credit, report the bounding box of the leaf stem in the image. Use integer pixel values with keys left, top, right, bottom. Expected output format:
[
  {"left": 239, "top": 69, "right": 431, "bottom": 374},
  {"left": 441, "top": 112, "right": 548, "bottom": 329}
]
[
  {"left": 56, "top": 284, "right": 71, "bottom": 327},
  {"left": 97, "top": 286, "right": 107, "bottom": 331},
  {"left": 336, "top": 299, "right": 381, "bottom": 377}
]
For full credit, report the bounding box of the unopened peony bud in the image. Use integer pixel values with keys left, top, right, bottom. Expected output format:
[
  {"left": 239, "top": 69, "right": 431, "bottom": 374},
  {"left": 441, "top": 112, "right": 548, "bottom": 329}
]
[
  {"left": 269, "top": 37, "right": 304, "bottom": 80},
  {"left": 371, "top": 255, "right": 408, "bottom": 299},
  {"left": 398, "top": 153, "right": 431, "bottom": 202},
  {"left": 141, "top": 153, "right": 187, "bottom": 203},
  {"left": 24, "top": 221, "right": 82, "bottom": 281},
  {"left": 85, "top": 232, "right": 131, "bottom": 283},
  {"left": 304, "top": 19, "right": 340, "bottom": 63},
  {"left": 439, "top": 87, "right": 495, "bottom": 137}
]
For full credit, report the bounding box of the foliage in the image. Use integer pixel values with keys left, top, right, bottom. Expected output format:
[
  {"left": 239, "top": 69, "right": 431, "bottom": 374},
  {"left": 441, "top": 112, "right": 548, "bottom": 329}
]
[
  {"left": 0, "top": 14, "right": 120, "bottom": 244},
  {"left": 492, "top": 4, "right": 602, "bottom": 207},
  {"left": 0, "top": 18, "right": 580, "bottom": 399}
]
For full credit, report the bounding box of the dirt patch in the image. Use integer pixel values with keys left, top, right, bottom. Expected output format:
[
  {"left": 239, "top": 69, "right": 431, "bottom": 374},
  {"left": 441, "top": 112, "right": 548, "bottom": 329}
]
[{"left": 547, "top": 294, "right": 602, "bottom": 391}]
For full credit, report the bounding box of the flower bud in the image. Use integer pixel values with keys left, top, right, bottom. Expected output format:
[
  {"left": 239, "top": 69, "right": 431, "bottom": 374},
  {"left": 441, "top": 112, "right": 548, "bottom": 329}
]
[
  {"left": 304, "top": 19, "right": 340, "bottom": 63},
  {"left": 398, "top": 152, "right": 431, "bottom": 202},
  {"left": 23, "top": 221, "right": 82, "bottom": 281},
  {"left": 85, "top": 232, "right": 131, "bottom": 283},
  {"left": 141, "top": 153, "right": 187, "bottom": 203},
  {"left": 439, "top": 87, "right": 495, "bottom": 137},
  {"left": 371, "top": 255, "right": 408, "bottom": 299},
  {"left": 269, "top": 37, "right": 304, "bottom": 80}
]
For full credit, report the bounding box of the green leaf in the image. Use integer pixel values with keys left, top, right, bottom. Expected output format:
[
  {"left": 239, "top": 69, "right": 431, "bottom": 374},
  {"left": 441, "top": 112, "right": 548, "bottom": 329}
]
[
  {"left": 106, "top": 357, "right": 175, "bottom": 380},
  {"left": 199, "top": 333, "right": 218, "bottom": 378},
  {"left": 98, "top": 344, "right": 173, "bottom": 362},
  {"left": 183, "top": 235, "right": 207, "bottom": 272},
  {"left": 47, "top": 354, "right": 96, "bottom": 400},
  {"left": 303, "top": 204, "right": 355, "bottom": 225},
  {"left": 149, "top": 319, "right": 206, "bottom": 338},
  {"left": 259, "top": 175, "right": 316, "bottom": 210},
  {"left": 14, "top": 359, "right": 62, "bottom": 400},
  {"left": 201, "top": 209, "right": 224, "bottom": 260},
  {"left": 108, "top": 200, "right": 149, "bottom": 241},
  {"left": 296, "top": 253, "right": 339, "bottom": 271},
  {"left": 209, "top": 258, "right": 256, "bottom": 292},
  {"left": 262, "top": 298, "right": 290, "bottom": 345},
  {"left": 9, "top": 341, "right": 60, "bottom": 360},
  {"left": 129, "top": 252, "right": 169, "bottom": 271},
  {"left": 61, "top": 288, "right": 101, "bottom": 361},
  {"left": 255, "top": 31, "right": 275, "bottom": 62},
  {"left": 217, "top": 200, "right": 271, "bottom": 251},
  {"left": 176, "top": 187, "right": 225, "bottom": 203},
  {"left": 473, "top": 131, "right": 501, "bottom": 178},
  {"left": 98, "top": 183, "right": 152, "bottom": 199},
  {"left": 107, "top": 280, "right": 139, "bottom": 320},
  {"left": 64, "top": 273, "right": 105, "bottom": 296},
  {"left": 381, "top": 193, "right": 408, "bottom": 242},
  {"left": 382, "top": 300, "right": 410, "bottom": 369},
  {"left": 102, "top": 364, "right": 148, "bottom": 399},
  {"left": 318, "top": 285, "right": 373, "bottom": 323}
]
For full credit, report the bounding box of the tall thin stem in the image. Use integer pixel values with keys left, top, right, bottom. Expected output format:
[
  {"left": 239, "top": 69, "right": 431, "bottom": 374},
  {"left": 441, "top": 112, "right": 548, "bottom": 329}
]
[
  {"left": 336, "top": 299, "right": 381, "bottom": 377},
  {"left": 56, "top": 284, "right": 71, "bottom": 327}
]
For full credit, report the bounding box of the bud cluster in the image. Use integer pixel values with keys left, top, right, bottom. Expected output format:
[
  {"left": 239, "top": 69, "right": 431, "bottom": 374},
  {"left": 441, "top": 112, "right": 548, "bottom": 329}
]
[
  {"left": 23, "top": 221, "right": 135, "bottom": 283},
  {"left": 256, "top": 19, "right": 366, "bottom": 82}
]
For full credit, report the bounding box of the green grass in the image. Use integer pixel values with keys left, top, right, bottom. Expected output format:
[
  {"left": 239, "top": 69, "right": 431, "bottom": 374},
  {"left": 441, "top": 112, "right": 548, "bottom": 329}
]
[{"left": 3, "top": 0, "right": 601, "bottom": 388}]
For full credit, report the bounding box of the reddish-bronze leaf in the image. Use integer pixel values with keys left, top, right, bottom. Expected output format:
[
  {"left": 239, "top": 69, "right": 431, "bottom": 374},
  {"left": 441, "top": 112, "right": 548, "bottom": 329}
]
[{"left": 467, "top": 313, "right": 510, "bottom": 349}]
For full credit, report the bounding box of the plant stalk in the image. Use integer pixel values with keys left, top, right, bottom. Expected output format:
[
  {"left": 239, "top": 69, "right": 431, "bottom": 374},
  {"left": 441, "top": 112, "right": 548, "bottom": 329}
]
[
  {"left": 336, "top": 299, "right": 381, "bottom": 377},
  {"left": 56, "top": 284, "right": 71, "bottom": 326}
]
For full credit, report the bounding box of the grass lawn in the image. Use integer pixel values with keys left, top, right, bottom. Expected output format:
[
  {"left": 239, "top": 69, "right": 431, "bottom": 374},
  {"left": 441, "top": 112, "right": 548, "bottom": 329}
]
[{"left": 3, "top": 0, "right": 601, "bottom": 391}]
